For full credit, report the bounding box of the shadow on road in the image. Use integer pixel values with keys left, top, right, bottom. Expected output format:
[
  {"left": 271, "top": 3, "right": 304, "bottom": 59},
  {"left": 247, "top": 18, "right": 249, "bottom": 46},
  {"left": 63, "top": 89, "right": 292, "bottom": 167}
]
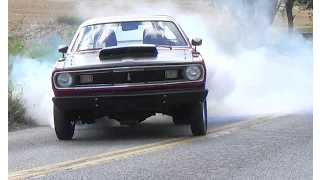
[{"left": 69, "top": 114, "right": 251, "bottom": 142}]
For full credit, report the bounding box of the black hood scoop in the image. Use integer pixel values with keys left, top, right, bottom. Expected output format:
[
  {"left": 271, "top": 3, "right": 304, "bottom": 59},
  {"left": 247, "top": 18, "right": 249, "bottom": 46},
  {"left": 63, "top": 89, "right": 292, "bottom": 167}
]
[{"left": 99, "top": 44, "right": 158, "bottom": 60}]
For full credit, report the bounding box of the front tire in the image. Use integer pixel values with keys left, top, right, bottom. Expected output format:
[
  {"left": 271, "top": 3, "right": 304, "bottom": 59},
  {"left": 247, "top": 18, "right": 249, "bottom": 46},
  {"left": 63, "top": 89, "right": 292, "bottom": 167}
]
[
  {"left": 54, "top": 105, "right": 75, "bottom": 140},
  {"left": 189, "top": 100, "right": 207, "bottom": 136}
]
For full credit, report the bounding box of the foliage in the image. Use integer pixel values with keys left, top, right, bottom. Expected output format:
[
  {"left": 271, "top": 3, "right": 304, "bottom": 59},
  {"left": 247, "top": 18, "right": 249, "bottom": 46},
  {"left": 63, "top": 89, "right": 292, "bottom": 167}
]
[
  {"left": 8, "top": 79, "right": 28, "bottom": 125},
  {"left": 296, "top": 0, "right": 313, "bottom": 9},
  {"left": 57, "top": 16, "right": 84, "bottom": 26},
  {"left": 8, "top": 17, "right": 78, "bottom": 127}
]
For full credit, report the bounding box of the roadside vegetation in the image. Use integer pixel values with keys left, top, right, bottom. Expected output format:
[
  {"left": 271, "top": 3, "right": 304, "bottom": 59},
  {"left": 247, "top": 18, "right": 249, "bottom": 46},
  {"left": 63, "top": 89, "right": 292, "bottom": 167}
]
[
  {"left": 8, "top": 16, "right": 79, "bottom": 129},
  {"left": 57, "top": 16, "right": 84, "bottom": 26},
  {"left": 8, "top": 21, "right": 28, "bottom": 127}
]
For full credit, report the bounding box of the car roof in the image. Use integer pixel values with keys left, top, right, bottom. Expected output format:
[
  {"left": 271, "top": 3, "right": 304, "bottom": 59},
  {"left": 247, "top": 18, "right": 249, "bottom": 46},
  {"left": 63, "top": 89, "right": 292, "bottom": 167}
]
[{"left": 80, "top": 15, "right": 177, "bottom": 27}]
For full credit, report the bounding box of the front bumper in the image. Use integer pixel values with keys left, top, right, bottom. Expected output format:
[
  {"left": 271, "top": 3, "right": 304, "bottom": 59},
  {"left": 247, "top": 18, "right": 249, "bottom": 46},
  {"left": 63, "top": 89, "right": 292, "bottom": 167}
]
[{"left": 52, "top": 88, "right": 208, "bottom": 113}]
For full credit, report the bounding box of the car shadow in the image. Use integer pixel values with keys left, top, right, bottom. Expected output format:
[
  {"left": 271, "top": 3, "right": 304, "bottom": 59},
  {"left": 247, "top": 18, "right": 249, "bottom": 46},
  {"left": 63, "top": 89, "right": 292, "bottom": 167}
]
[
  {"left": 69, "top": 114, "right": 251, "bottom": 142},
  {"left": 71, "top": 115, "right": 191, "bottom": 142}
]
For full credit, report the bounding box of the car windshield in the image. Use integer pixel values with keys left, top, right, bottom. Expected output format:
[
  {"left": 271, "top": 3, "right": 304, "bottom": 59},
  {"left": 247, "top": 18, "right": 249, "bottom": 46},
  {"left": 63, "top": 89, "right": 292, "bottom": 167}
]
[{"left": 71, "top": 20, "right": 189, "bottom": 52}]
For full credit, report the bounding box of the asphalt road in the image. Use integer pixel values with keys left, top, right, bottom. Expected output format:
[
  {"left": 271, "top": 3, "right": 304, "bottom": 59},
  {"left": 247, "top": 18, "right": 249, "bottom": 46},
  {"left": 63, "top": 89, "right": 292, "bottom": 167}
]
[{"left": 8, "top": 114, "right": 312, "bottom": 180}]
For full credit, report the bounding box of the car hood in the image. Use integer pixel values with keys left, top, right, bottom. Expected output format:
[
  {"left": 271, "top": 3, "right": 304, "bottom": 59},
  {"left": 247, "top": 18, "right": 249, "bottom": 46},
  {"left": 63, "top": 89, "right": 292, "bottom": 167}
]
[{"left": 63, "top": 48, "right": 195, "bottom": 70}]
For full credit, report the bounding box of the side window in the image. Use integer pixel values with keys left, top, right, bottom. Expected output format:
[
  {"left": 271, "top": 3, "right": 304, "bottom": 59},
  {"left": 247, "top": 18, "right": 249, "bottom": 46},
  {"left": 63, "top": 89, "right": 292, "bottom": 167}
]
[
  {"left": 71, "top": 28, "right": 86, "bottom": 52},
  {"left": 164, "top": 25, "right": 176, "bottom": 40},
  {"left": 72, "top": 26, "right": 102, "bottom": 51},
  {"left": 164, "top": 22, "right": 188, "bottom": 46}
]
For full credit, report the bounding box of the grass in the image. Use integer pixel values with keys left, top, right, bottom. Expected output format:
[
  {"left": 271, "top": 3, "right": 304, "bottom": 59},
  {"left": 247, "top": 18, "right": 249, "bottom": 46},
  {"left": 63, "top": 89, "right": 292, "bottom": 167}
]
[
  {"left": 8, "top": 17, "right": 77, "bottom": 127},
  {"left": 8, "top": 18, "right": 26, "bottom": 56},
  {"left": 56, "top": 16, "right": 84, "bottom": 26},
  {"left": 8, "top": 80, "right": 27, "bottom": 125},
  {"left": 8, "top": 39, "right": 51, "bottom": 126},
  {"left": 8, "top": 40, "right": 48, "bottom": 126},
  {"left": 8, "top": 40, "right": 25, "bottom": 56},
  {"left": 275, "top": 25, "right": 313, "bottom": 33},
  {"left": 8, "top": 19, "right": 28, "bottom": 126},
  {"left": 295, "top": 25, "right": 313, "bottom": 32},
  {"left": 26, "top": 44, "right": 53, "bottom": 59},
  {"left": 66, "top": 26, "right": 78, "bottom": 38}
]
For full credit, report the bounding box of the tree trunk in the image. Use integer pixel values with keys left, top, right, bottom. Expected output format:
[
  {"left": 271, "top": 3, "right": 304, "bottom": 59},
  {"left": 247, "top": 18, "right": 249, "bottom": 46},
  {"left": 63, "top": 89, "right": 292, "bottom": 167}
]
[{"left": 286, "top": 0, "right": 296, "bottom": 34}]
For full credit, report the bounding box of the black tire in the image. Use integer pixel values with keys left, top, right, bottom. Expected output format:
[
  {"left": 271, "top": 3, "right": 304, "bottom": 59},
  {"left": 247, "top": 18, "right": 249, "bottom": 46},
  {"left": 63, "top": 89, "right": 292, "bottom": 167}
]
[
  {"left": 189, "top": 100, "right": 207, "bottom": 136},
  {"left": 54, "top": 105, "right": 75, "bottom": 140}
]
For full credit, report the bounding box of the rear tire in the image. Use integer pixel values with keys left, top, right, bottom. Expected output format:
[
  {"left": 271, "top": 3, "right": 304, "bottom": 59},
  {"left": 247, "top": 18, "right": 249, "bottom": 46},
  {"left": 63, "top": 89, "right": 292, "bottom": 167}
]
[
  {"left": 54, "top": 105, "right": 75, "bottom": 140},
  {"left": 189, "top": 100, "right": 207, "bottom": 136}
]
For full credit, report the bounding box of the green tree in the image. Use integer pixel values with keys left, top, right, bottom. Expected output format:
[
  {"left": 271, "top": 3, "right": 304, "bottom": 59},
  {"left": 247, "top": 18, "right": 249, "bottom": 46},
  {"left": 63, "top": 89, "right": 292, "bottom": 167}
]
[{"left": 285, "top": 0, "right": 313, "bottom": 33}]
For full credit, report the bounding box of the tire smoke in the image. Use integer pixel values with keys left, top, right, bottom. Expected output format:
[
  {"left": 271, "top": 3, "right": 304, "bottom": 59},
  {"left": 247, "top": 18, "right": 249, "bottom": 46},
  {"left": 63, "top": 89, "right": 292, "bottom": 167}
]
[{"left": 10, "top": 0, "right": 312, "bottom": 127}]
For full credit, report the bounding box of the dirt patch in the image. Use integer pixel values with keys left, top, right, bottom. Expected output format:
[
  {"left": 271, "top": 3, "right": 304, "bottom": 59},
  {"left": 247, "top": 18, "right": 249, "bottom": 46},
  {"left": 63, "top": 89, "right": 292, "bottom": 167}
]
[
  {"left": 8, "top": 0, "right": 75, "bottom": 25},
  {"left": 9, "top": 0, "right": 312, "bottom": 27},
  {"left": 273, "top": 7, "right": 313, "bottom": 32}
]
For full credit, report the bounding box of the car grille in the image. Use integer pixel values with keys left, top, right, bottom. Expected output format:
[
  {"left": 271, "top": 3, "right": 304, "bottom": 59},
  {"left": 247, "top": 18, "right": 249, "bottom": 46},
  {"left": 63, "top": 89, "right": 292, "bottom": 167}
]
[{"left": 74, "top": 67, "right": 186, "bottom": 86}]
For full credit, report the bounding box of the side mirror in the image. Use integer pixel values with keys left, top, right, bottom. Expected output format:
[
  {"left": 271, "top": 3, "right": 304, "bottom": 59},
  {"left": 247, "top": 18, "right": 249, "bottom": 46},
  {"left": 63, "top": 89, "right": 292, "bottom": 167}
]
[
  {"left": 191, "top": 38, "right": 202, "bottom": 46},
  {"left": 191, "top": 38, "right": 202, "bottom": 52},
  {"left": 58, "top": 45, "right": 68, "bottom": 57}
]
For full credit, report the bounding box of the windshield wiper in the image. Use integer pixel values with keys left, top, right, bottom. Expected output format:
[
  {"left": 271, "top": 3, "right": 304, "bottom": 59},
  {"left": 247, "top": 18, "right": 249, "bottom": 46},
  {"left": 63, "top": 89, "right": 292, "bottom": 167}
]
[{"left": 155, "top": 44, "right": 172, "bottom": 50}]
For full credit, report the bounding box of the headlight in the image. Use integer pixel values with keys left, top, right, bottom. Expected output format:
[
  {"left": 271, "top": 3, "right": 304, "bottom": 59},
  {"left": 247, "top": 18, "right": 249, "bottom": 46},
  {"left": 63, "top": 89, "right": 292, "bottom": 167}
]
[
  {"left": 56, "top": 73, "right": 73, "bottom": 88},
  {"left": 185, "top": 65, "right": 202, "bottom": 81}
]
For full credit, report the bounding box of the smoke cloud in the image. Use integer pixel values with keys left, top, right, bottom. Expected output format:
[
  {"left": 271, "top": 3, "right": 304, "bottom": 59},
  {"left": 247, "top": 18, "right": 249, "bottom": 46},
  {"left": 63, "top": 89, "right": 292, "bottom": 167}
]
[
  {"left": 10, "top": 57, "right": 55, "bottom": 127},
  {"left": 10, "top": 0, "right": 312, "bottom": 127}
]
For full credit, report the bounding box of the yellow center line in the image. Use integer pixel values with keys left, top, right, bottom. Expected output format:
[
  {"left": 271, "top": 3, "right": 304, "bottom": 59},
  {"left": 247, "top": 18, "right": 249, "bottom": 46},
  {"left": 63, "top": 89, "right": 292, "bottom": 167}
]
[
  {"left": 8, "top": 115, "right": 282, "bottom": 180},
  {"left": 23, "top": 137, "right": 204, "bottom": 180},
  {"left": 8, "top": 138, "right": 180, "bottom": 179},
  {"left": 8, "top": 128, "right": 239, "bottom": 180}
]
